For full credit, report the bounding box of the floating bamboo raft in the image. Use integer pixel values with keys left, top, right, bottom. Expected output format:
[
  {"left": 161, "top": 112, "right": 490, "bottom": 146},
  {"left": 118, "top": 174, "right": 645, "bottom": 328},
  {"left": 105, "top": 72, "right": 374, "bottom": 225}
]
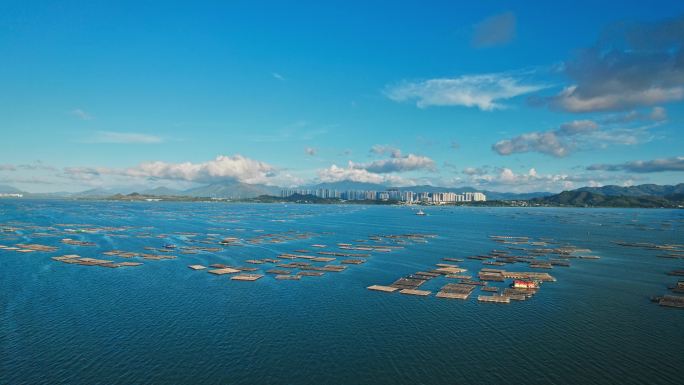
[
  {"left": 478, "top": 295, "right": 510, "bottom": 303},
  {"left": 231, "top": 274, "right": 264, "bottom": 281}
]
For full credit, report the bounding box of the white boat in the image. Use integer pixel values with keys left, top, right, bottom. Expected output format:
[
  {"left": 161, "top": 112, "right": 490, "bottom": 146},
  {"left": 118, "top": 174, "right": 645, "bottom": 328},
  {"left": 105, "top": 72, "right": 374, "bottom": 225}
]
[{"left": 415, "top": 209, "right": 426, "bottom": 216}]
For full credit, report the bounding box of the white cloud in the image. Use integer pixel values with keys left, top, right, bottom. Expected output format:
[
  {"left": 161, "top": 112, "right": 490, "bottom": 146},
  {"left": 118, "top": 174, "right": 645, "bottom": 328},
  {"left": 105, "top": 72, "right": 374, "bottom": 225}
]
[
  {"left": 353, "top": 153, "right": 435, "bottom": 173},
  {"left": 463, "top": 166, "right": 637, "bottom": 193},
  {"left": 272, "top": 72, "right": 285, "bottom": 81},
  {"left": 64, "top": 155, "right": 280, "bottom": 185},
  {"left": 493, "top": 131, "right": 570, "bottom": 157},
  {"left": 385, "top": 72, "right": 547, "bottom": 111},
  {"left": 317, "top": 163, "right": 415, "bottom": 186},
  {"left": 305, "top": 147, "right": 317, "bottom": 156},
  {"left": 493, "top": 118, "right": 653, "bottom": 157}
]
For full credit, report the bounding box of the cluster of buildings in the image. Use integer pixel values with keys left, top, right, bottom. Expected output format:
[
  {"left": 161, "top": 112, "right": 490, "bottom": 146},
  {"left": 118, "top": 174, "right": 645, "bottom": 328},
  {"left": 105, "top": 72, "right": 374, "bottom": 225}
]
[
  {"left": 280, "top": 189, "right": 486, "bottom": 203},
  {"left": 0, "top": 193, "right": 23, "bottom": 198}
]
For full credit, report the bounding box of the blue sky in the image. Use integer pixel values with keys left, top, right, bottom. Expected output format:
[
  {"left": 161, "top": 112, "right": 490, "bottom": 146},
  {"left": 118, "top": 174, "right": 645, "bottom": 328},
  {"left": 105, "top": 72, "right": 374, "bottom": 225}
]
[{"left": 2, "top": 0, "right": 684, "bottom": 193}]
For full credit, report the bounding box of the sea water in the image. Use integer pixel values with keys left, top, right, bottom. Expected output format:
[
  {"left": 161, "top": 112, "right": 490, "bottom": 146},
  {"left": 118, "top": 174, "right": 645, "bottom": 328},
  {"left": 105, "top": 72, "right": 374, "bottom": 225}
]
[{"left": 1, "top": 200, "right": 682, "bottom": 384}]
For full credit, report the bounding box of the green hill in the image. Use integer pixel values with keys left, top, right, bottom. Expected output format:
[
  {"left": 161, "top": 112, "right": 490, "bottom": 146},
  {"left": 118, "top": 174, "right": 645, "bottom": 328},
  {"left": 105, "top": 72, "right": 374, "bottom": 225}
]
[{"left": 531, "top": 191, "right": 684, "bottom": 208}]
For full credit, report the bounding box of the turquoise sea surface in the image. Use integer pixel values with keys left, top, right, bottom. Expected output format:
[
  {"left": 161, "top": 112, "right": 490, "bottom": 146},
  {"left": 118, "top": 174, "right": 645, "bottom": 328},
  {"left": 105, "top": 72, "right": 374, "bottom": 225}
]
[{"left": 1, "top": 200, "right": 683, "bottom": 384}]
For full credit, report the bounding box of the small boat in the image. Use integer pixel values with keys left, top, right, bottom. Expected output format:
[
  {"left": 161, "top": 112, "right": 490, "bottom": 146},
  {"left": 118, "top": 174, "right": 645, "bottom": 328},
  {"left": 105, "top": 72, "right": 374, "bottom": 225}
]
[{"left": 415, "top": 209, "right": 426, "bottom": 216}]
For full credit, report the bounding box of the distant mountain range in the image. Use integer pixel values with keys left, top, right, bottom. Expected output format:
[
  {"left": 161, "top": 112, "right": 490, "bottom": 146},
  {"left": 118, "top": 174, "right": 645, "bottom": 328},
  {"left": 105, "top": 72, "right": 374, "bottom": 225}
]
[
  {"left": 531, "top": 190, "right": 684, "bottom": 208},
  {"left": 0, "top": 184, "right": 23, "bottom": 194},
  {"left": 2, "top": 181, "right": 683, "bottom": 202},
  {"left": 575, "top": 183, "right": 684, "bottom": 197}
]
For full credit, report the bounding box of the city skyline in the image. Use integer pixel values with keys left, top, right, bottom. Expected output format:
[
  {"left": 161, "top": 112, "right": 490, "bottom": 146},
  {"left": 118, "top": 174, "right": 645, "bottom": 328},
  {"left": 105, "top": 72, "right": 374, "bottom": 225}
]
[
  {"left": 2, "top": 1, "right": 684, "bottom": 194},
  {"left": 280, "top": 188, "right": 487, "bottom": 203}
]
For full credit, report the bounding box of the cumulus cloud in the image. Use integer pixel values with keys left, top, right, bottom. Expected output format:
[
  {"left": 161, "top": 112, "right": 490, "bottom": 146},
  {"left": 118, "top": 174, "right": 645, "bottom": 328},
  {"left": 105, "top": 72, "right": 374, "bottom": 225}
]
[
  {"left": 547, "top": 15, "right": 684, "bottom": 112},
  {"left": 472, "top": 11, "right": 516, "bottom": 48},
  {"left": 493, "top": 129, "right": 575, "bottom": 157},
  {"left": 462, "top": 166, "right": 636, "bottom": 193},
  {"left": 493, "top": 119, "right": 652, "bottom": 157},
  {"left": 385, "top": 72, "right": 547, "bottom": 111},
  {"left": 317, "top": 163, "right": 414, "bottom": 186},
  {"left": 354, "top": 153, "right": 435, "bottom": 173},
  {"left": 587, "top": 156, "right": 684, "bottom": 173},
  {"left": 64, "top": 155, "right": 280, "bottom": 185},
  {"left": 0, "top": 164, "right": 17, "bottom": 171},
  {"left": 85, "top": 131, "right": 164, "bottom": 144}
]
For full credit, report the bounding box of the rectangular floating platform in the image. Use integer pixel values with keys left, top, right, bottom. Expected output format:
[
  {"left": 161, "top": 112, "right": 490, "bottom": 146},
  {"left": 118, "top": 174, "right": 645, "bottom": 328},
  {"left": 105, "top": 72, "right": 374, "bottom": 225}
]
[
  {"left": 529, "top": 262, "right": 553, "bottom": 269},
  {"left": 52, "top": 254, "right": 81, "bottom": 261},
  {"left": 266, "top": 269, "right": 291, "bottom": 275},
  {"left": 245, "top": 259, "right": 264, "bottom": 264},
  {"left": 311, "top": 257, "right": 336, "bottom": 262},
  {"left": 98, "top": 263, "right": 121, "bottom": 268},
  {"left": 341, "top": 259, "right": 366, "bottom": 264},
  {"left": 658, "top": 295, "right": 684, "bottom": 308},
  {"left": 436, "top": 292, "right": 469, "bottom": 299},
  {"left": 76, "top": 258, "right": 113, "bottom": 266},
  {"left": 390, "top": 277, "right": 426, "bottom": 289},
  {"left": 503, "top": 271, "right": 556, "bottom": 282},
  {"left": 478, "top": 295, "right": 510, "bottom": 303},
  {"left": 117, "top": 262, "right": 143, "bottom": 267},
  {"left": 503, "top": 287, "right": 537, "bottom": 298},
  {"left": 439, "top": 283, "right": 476, "bottom": 296},
  {"left": 231, "top": 274, "right": 264, "bottom": 281},
  {"left": 446, "top": 274, "right": 471, "bottom": 279},
  {"left": 504, "top": 294, "right": 528, "bottom": 301},
  {"left": 298, "top": 271, "right": 324, "bottom": 277},
  {"left": 275, "top": 275, "right": 301, "bottom": 280},
  {"left": 399, "top": 289, "right": 431, "bottom": 296},
  {"left": 367, "top": 285, "right": 398, "bottom": 293},
  {"left": 15, "top": 243, "right": 58, "bottom": 252},
  {"left": 208, "top": 268, "right": 240, "bottom": 275},
  {"left": 478, "top": 271, "right": 505, "bottom": 281},
  {"left": 188, "top": 265, "right": 207, "bottom": 270},
  {"left": 435, "top": 267, "right": 467, "bottom": 274}
]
